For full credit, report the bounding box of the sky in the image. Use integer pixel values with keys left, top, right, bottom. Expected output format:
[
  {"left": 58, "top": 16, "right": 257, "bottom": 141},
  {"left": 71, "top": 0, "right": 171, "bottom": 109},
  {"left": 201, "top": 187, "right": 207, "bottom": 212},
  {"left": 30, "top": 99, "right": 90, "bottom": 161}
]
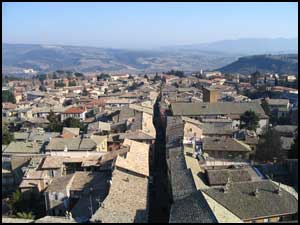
[{"left": 2, "top": 2, "right": 298, "bottom": 49}]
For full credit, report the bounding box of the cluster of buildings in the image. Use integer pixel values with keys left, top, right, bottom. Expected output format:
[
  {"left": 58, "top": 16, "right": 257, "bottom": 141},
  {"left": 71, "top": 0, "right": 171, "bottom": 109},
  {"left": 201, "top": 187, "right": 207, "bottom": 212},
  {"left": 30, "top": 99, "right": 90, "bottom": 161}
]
[
  {"left": 2, "top": 70, "right": 298, "bottom": 223},
  {"left": 2, "top": 73, "right": 160, "bottom": 222},
  {"left": 158, "top": 75, "right": 298, "bottom": 223}
]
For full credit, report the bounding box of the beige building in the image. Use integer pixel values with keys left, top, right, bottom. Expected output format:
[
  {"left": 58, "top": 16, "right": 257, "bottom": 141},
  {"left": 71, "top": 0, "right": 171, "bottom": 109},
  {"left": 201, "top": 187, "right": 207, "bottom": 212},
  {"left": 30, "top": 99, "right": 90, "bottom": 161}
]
[{"left": 203, "top": 87, "right": 218, "bottom": 103}]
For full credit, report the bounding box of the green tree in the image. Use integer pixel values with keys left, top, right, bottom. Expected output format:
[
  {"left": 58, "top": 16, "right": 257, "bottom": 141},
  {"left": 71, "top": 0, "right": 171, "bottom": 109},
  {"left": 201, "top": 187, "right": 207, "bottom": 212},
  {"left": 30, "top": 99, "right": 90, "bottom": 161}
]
[
  {"left": 2, "top": 90, "right": 16, "bottom": 103},
  {"left": 240, "top": 110, "right": 259, "bottom": 131},
  {"left": 256, "top": 129, "right": 284, "bottom": 162},
  {"left": 128, "top": 75, "right": 134, "bottom": 80},
  {"left": 63, "top": 117, "right": 81, "bottom": 128},
  {"left": 37, "top": 74, "right": 47, "bottom": 83},
  {"left": 2, "top": 123, "right": 14, "bottom": 145},
  {"left": 47, "top": 110, "right": 63, "bottom": 132},
  {"left": 62, "top": 117, "right": 86, "bottom": 132},
  {"left": 153, "top": 73, "right": 160, "bottom": 82},
  {"left": 82, "top": 87, "right": 89, "bottom": 96},
  {"left": 144, "top": 74, "right": 149, "bottom": 81},
  {"left": 7, "top": 190, "right": 25, "bottom": 214},
  {"left": 250, "top": 71, "right": 261, "bottom": 86},
  {"left": 97, "top": 73, "right": 110, "bottom": 81},
  {"left": 68, "top": 80, "right": 77, "bottom": 86},
  {"left": 55, "top": 80, "right": 65, "bottom": 88},
  {"left": 104, "top": 88, "right": 108, "bottom": 95},
  {"left": 39, "top": 85, "right": 47, "bottom": 92},
  {"left": 261, "top": 98, "right": 278, "bottom": 125},
  {"left": 74, "top": 72, "right": 84, "bottom": 77},
  {"left": 16, "top": 212, "right": 35, "bottom": 220}
]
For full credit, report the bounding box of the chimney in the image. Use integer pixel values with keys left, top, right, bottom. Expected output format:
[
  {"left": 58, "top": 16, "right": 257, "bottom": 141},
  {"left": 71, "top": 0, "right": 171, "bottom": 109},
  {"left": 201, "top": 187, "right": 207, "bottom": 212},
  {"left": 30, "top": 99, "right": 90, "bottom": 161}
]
[
  {"left": 64, "top": 145, "right": 68, "bottom": 152},
  {"left": 192, "top": 133, "right": 196, "bottom": 157},
  {"left": 275, "top": 183, "right": 282, "bottom": 196},
  {"left": 253, "top": 188, "right": 260, "bottom": 197},
  {"left": 224, "top": 177, "right": 232, "bottom": 193},
  {"left": 32, "top": 140, "right": 38, "bottom": 149}
]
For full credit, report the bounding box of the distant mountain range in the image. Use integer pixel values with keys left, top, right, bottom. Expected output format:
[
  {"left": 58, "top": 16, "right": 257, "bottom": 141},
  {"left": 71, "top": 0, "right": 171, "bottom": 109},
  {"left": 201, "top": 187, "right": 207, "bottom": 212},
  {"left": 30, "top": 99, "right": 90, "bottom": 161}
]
[
  {"left": 2, "top": 38, "right": 298, "bottom": 75},
  {"left": 218, "top": 54, "right": 298, "bottom": 75},
  {"left": 163, "top": 38, "right": 298, "bottom": 55}
]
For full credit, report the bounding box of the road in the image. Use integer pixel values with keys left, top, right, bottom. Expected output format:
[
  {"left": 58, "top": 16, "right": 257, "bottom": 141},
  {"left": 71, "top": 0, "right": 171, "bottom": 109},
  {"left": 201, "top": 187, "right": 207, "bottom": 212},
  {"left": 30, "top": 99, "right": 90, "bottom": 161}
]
[{"left": 148, "top": 94, "right": 171, "bottom": 223}]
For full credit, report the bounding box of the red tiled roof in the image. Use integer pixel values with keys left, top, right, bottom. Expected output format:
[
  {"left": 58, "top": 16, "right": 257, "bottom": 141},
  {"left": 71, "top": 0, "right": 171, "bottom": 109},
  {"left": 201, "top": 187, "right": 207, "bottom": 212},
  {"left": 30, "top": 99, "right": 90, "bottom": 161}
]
[
  {"left": 64, "top": 107, "right": 86, "bottom": 114},
  {"left": 2, "top": 102, "right": 16, "bottom": 110}
]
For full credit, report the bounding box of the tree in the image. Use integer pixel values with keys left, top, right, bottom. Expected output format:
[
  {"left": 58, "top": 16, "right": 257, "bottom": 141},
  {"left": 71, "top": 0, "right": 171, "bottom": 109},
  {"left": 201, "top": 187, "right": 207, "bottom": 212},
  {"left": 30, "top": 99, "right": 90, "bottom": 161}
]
[
  {"left": 2, "top": 90, "right": 16, "bottom": 103},
  {"left": 37, "top": 74, "right": 47, "bottom": 83},
  {"left": 39, "top": 85, "right": 47, "bottom": 92},
  {"left": 7, "top": 190, "right": 26, "bottom": 214},
  {"left": 47, "top": 110, "right": 63, "bottom": 132},
  {"left": 68, "top": 80, "right": 77, "bottom": 86},
  {"left": 128, "top": 75, "right": 134, "bottom": 80},
  {"left": 153, "top": 73, "right": 160, "bottom": 82},
  {"left": 82, "top": 87, "right": 89, "bottom": 96},
  {"left": 256, "top": 129, "right": 284, "bottom": 162},
  {"left": 250, "top": 71, "right": 261, "bottom": 86},
  {"left": 261, "top": 98, "right": 277, "bottom": 126},
  {"left": 288, "top": 134, "right": 298, "bottom": 159},
  {"left": 144, "top": 74, "right": 149, "bottom": 81},
  {"left": 62, "top": 117, "right": 85, "bottom": 132},
  {"left": 55, "top": 80, "right": 65, "bottom": 88},
  {"left": 62, "top": 117, "right": 81, "bottom": 128},
  {"left": 165, "top": 69, "right": 185, "bottom": 78},
  {"left": 2, "top": 124, "right": 14, "bottom": 145},
  {"left": 74, "top": 72, "right": 84, "bottom": 77},
  {"left": 97, "top": 73, "right": 110, "bottom": 81},
  {"left": 16, "top": 212, "right": 35, "bottom": 220},
  {"left": 2, "top": 120, "right": 14, "bottom": 145},
  {"left": 240, "top": 110, "right": 259, "bottom": 131}
]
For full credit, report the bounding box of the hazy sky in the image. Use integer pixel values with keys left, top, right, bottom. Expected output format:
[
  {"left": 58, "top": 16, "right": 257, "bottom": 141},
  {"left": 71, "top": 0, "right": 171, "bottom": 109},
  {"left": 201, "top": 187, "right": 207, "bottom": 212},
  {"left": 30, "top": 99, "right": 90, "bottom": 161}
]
[{"left": 2, "top": 2, "right": 298, "bottom": 49}]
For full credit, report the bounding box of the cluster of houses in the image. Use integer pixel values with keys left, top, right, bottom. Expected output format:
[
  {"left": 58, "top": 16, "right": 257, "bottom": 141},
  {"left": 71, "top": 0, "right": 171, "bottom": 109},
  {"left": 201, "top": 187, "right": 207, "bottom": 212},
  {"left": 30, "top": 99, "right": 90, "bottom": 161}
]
[
  {"left": 2, "top": 70, "right": 298, "bottom": 223},
  {"left": 2, "top": 73, "right": 159, "bottom": 222},
  {"left": 159, "top": 78, "right": 298, "bottom": 223}
]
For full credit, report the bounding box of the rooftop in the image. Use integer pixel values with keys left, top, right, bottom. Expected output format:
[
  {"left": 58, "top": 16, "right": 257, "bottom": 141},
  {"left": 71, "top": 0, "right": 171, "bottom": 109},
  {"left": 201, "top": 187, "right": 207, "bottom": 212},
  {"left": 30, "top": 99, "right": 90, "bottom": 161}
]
[
  {"left": 203, "top": 137, "right": 252, "bottom": 152},
  {"left": 205, "top": 169, "right": 252, "bottom": 186},
  {"left": 45, "top": 174, "right": 74, "bottom": 193},
  {"left": 202, "top": 180, "right": 298, "bottom": 221},
  {"left": 63, "top": 106, "right": 86, "bottom": 114},
  {"left": 91, "top": 169, "right": 148, "bottom": 223},
  {"left": 45, "top": 137, "right": 100, "bottom": 151},
  {"left": 171, "top": 102, "right": 267, "bottom": 118},
  {"left": 116, "top": 139, "right": 150, "bottom": 177},
  {"left": 62, "top": 127, "right": 80, "bottom": 136},
  {"left": 169, "top": 191, "right": 217, "bottom": 223},
  {"left": 4, "top": 141, "right": 42, "bottom": 154},
  {"left": 266, "top": 98, "right": 290, "bottom": 105},
  {"left": 119, "top": 130, "right": 155, "bottom": 141},
  {"left": 70, "top": 171, "right": 110, "bottom": 192}
]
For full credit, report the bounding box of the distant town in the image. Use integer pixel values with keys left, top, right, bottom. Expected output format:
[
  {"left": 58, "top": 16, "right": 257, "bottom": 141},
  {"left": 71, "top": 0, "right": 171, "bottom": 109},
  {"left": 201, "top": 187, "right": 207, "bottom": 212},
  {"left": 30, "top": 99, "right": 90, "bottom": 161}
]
[{"left": 2, "top": 68, "right": 298, "bottom": 223}]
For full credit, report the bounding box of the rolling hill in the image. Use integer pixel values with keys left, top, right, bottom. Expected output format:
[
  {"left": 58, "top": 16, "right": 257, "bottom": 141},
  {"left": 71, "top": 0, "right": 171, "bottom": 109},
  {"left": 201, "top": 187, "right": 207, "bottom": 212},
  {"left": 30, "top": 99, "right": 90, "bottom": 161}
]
[
  {"left": 2, "top": 38, "right": 298, "bottom": 76},
  {"left": 218, "top": 54, "right": 298, "bottom": 75}
]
